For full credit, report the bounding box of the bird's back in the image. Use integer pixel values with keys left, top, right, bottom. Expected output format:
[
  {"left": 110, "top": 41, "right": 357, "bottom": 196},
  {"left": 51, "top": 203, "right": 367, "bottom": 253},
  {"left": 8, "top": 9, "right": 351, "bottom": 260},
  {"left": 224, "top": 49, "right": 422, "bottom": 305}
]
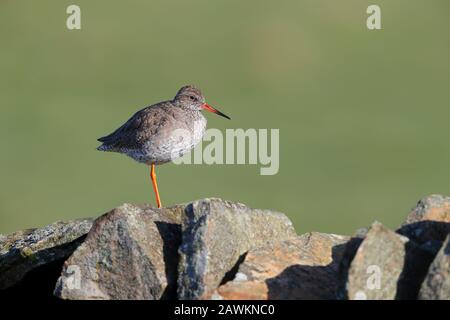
[
  {"left": 98, "top": 101, "right": 169, "bottom": 150},
  {"left": 97, "top": 101, "right": 206, "bottom": 164}
]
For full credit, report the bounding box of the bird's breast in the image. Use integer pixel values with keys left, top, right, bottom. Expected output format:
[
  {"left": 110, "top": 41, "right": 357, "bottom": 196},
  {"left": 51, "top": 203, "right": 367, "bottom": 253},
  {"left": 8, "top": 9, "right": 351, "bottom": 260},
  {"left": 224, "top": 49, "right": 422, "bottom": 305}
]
[{"left": 140, "top": 114, "right": 206, "bottom": 164}]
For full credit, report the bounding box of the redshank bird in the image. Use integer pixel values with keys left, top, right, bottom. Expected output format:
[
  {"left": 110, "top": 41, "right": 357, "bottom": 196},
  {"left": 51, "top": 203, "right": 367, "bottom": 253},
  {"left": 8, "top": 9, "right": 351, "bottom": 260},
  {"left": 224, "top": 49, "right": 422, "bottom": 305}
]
[{"left": 97, "top": 85, "right": 230, "bottom": 208}]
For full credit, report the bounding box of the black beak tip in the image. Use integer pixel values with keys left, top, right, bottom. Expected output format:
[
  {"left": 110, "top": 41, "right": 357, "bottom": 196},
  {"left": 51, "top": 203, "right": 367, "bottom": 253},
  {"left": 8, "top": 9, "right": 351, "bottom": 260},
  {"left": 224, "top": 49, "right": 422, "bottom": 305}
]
[{"left": 218, "top": 111, "right": 231, "bottom": 120}]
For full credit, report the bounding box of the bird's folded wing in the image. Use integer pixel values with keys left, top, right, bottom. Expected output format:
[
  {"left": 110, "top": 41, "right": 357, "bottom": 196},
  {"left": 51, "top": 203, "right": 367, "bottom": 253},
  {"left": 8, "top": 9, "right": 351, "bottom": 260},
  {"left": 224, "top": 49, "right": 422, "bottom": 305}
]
[{"left": 97, "top": 109, "right": 148, "bottom": 150}]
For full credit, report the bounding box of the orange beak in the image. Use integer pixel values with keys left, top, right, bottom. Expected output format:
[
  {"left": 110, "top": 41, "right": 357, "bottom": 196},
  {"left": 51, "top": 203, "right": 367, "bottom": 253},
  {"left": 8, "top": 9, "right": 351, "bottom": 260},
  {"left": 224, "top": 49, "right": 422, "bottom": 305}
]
[{"left": 202, "top": 103, "right": 231, "bottom": 120}]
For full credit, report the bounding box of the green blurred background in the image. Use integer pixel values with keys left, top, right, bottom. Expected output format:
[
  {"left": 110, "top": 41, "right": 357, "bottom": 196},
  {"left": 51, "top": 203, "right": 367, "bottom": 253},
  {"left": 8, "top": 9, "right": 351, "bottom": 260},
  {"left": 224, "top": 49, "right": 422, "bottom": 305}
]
[{"left": 1, "top": 0, "right": 449, "bottom": 235}]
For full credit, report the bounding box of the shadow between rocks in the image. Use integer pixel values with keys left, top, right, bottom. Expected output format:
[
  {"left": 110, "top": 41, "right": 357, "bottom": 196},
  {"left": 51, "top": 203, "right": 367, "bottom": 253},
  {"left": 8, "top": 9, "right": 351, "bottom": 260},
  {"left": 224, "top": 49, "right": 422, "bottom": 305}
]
[
  {"left": 397, "top": 221, "right": 450, "bottom": 244},
  {"left": 220, "top": 252, "right": 247, "bottom": 285},
  {"left": 0, "top": 258, "right": 64, "bottom": 301},
  {"left": 155, "top": 221, "right": 181, "bottom": 300},
  {"left": 266, "top": 242, "right": 348, "bottom": 300},
  {"left": 395, "top": 240, "right": 437, "bottom": 300},
  {"left": 0, "top": 235, "right": 88, "bottom": 301},
  {"left": 395, "top": 221, "right": 449, "bottom": 299}
]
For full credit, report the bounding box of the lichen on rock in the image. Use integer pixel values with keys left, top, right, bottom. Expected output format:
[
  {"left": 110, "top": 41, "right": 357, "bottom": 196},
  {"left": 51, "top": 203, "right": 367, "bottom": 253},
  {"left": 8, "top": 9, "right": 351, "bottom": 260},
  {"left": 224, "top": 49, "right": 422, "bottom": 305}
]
[{"left": 0, "top": 219, "right": 93, "bottom": 290}]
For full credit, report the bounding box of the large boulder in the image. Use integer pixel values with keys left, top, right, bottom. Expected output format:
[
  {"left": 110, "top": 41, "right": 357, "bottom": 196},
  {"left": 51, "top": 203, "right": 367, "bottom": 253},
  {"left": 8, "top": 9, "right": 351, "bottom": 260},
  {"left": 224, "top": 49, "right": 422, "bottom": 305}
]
[
  {"left": 344, "top": 222, "right": 434, "bottom": 300},
  {"left": 419, "top": 235, "right": 450, "bottom": 300},
  {"left": 205, "top": 232, "right": 350, "bottom": 300},
  {"left": 177, "top": 198, "right": 296, "bottom": 300},
  {"left": 54, "top": 203, "right": 185, "bottom": 300},
  {"left": 0, "top": 219, "right": 93, "bottom": 290}
]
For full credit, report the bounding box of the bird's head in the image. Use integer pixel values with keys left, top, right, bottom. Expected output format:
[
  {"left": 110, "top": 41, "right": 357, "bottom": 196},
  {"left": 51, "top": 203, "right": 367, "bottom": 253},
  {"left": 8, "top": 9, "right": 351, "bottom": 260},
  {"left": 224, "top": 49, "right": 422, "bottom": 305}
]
[{"left": 174, "top": 85, "right": 230, "bottom": 120}]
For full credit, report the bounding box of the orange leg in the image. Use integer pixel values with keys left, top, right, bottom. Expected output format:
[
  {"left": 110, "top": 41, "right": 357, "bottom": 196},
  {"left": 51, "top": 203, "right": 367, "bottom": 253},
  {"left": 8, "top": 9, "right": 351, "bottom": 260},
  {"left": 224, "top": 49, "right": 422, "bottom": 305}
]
[{"left": 150, "top": 164, "right": 162, "bottom": 208}]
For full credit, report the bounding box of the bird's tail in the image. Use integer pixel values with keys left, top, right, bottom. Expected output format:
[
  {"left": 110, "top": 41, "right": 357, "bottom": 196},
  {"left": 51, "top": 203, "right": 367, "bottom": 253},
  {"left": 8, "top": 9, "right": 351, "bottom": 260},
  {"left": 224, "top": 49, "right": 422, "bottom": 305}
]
[{"left": 97, "top": 144, "right": 110, "bottom": 151}]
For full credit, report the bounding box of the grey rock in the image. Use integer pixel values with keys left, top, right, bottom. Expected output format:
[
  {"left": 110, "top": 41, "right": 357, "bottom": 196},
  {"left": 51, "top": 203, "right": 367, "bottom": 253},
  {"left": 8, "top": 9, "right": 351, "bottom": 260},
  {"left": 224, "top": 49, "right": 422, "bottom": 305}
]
[
  {"left": 54, "top": 203, "right": 184, "bottom": 300},
  {"left": 345, "top": 222, "right": 435, "bottom": 300},
  {"left": 205, "top": 232, "right": 350, "bottom": 300},
  {"left": 419, "top": 235, "right": 450, "bottom": 300},
  {"left": 0, "top": 219, "right": 93, "bottom": 289},
  {"left": 397, "top": 194, "right": 450, "bottom": 244},
  {"left": 177, "top": 198, "right": 296, "bottom": 300},
  {"left": 346, "top": 222, "right": 408, "bottom": 300}
]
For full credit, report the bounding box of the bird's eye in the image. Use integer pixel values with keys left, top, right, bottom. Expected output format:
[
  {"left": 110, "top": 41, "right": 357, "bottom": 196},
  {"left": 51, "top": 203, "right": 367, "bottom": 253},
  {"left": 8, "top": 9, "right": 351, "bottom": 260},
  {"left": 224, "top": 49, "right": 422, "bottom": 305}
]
[{"left": 189, "top": 95, "right": 196, "bottom": 101}]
